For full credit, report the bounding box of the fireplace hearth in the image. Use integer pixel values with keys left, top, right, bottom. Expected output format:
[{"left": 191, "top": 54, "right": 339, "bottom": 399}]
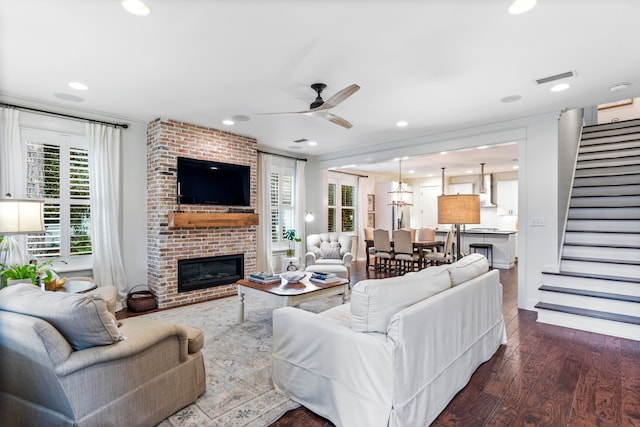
[{"left": 178, "top": 254, "right": 244, "bottom": 293}]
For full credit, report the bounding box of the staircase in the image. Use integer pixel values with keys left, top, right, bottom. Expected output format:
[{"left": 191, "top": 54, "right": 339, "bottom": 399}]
[{"left": 536, "top": 118, "right": 640, "bottom": 341}]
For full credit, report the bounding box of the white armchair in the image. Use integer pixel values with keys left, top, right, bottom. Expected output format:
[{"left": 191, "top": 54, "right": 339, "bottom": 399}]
[{"left": 305, "top": 233, "right": 354, "bottom": 274}]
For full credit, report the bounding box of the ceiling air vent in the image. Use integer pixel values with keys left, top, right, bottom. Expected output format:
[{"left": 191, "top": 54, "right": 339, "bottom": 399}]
[
  {"left": 293, "top": 138, "right": 308, "bottom": 143},
  {"left": 535, "top": 71, "right": 575, "bottom": 85}
]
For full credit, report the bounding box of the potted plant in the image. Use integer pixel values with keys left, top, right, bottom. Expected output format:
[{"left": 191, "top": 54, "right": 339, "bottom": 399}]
[
  {"left": 0, "top": 259, "right": 58, "bottom": 288},
  {"left": 283, "top": 229, "right": 302, "bottom": 257}
]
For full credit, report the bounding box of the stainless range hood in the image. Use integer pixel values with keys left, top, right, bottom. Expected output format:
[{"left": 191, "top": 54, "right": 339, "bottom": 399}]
[{"left": 479, "top": 173, "right": 496, "bottom": 207}]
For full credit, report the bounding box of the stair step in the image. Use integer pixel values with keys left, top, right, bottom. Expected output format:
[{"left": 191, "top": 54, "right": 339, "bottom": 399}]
[
  {"left": 539, "top": 285, "right": 640, "bottom": 303},
  {"left": 562, "top": 246, "right": 640, "bottom": 263},
  {"left": 574, "top": 173, "right": 640, "bottom": 187},
  {"left": 574, "top": 164, "right": 640, "bottom": 177},
  {"left": 576, "top": 155, "right": 640, "bottom": 169},
  {"left": 566, "top": 219, "right": 640, "bottom": 233},
  {"left": 536, "top": 307, "right": 640, "bottom": 341},
  {"left": 581, "top": 133, "right": 640, "bottom": 146},
  {"left": 541, "top": 271, "right": 640, "bottom": 296},
  {"left": 570, "top": 195, "right": 640, "bottom": 207},
  {"left": 572, "top": 184, "right": 640, "bottom": 197},
  {"left": 568, "top": 206, "right": 640, "bottom": 220},
  {"left": 560, "top": 259, "right": 640, "bottom": 278},
  {"left": 564, "top": 241, "right": 640, "bottom": 250},
  {"left": 561, "top": 255, "right": 639, "bottom": 266},
  {"left": 578, "top": 147, "right": 640, "bottom": 162},
  {"left": 535, "top": 302, "right": 640, "bottom": 326},
  {"left": 565, "top": 231, "right": 640, "bottom": 248},
  {"left": 539, "top": 286, "right": 640, "bottom": 317},
  {"left": 580, "top": 139, "right": 640, "bottom": 154},
  {"left": 582, "top": 119, "right": 640, "bottom": 134}
]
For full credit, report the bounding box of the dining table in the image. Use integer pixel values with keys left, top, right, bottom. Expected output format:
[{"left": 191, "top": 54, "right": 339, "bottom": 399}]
[{"left": 364, "top": 239, "right": 445, "bottom": 269}]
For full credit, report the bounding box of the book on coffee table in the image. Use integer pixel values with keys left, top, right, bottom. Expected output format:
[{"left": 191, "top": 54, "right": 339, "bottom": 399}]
[
  {"left": 249, "top": 272, "right": 281, "bottom": 284},
  {"left": 309, "top": 274, "right": 341, "bottom": 284}
]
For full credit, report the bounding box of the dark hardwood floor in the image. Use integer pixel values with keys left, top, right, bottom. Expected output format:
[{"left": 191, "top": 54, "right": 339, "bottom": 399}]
[{"left": 270, "top": 261, "right": 640, "bottom": 427}]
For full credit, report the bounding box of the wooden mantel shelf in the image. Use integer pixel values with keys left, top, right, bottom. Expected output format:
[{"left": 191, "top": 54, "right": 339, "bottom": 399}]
[{"left": 168, "top": 211, "right": 259, "bottom": 228}]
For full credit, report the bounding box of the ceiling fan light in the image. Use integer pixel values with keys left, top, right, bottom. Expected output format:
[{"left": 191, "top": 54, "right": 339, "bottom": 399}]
[
  {"left": 508, "top": 0, "right": 537, "bottom": 15},
  {"left": 122, "top": 0, "right": 151, "bottom": 16}
]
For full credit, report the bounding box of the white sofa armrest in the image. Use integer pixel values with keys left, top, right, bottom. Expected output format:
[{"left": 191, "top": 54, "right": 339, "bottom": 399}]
[
  {"left": 272, "top": 306, "right": 393, "bottom": 426},
  {"left": 342, "top": 251, "right": 353, "bottom": 268},
  {"left": 304, "top": 251, "right": 317, "bottom": 267}
]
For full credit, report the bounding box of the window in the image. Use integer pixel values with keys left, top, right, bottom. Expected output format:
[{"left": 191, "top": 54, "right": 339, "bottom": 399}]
[
  {"left": 23, "top": 130, "right": 92, "bottom": 263},
  {"left": 327, "top": 175, "right": 356, "bottom": 233},
  {"left": 269, "top": 166, "right": 295, "bottom": 249}
]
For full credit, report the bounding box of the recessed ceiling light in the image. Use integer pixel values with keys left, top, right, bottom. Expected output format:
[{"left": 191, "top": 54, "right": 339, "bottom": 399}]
[
  {"left": 122, "top": 0, "right": 151, "bottom": 16},
  {"left": 466, "top": 170, "right": 473, "bottom": 174},
  {"left": 427, "top": 174, "right": 433, "bottom": 177},
  {"left": 222, "top": 119, "right": 234, "bottom": 125},
  {"left": 68, "top": 81, "right": 88, "bottom": 91},
  {"left": 500, "top": 95, "right": 522, "bottom": 103},
  {"left": 550, "top": 83, "right": 570, "bottom": 92},
  {"left": 396, "top": 120, "right": 408, "bottom": 127},
  {"left": 54, "top": 93, "right": 84, "bottom": 102},
  {"left": 610, "top": 83, "right": 630, "bottom": 92},
  {"left": 508, "top": 0, "right": 537, "bottom": 15},
  {"left": 307, "top": 141, "right": 317, "bottom": 146},
  {"left": 513, "top": 165, "right": 519, "bottom": 169},
  {"left": 477, "top": 145, "right": 488, "bottom": 150},
  {"left": 408, "top": 170, "right": 415, "bottom": 174},
  {"left": 440, "top": 151, "right": 447, "bottom": 155}
]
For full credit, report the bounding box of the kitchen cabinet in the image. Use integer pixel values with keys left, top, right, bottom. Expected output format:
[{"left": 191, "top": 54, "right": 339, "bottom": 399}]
[
  {"left": 436, "top": 229, "right": 517, "bottom": 269},
  {"left": 497, "top": 180, "right": 518, "bottom": 216}
]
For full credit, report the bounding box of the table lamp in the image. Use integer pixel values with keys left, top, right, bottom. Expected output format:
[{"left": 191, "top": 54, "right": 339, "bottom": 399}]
[
  {"left": 0, "top": 197, "right": 46, "bottom": 267},
  {"left": 438, "top": 194, "right": 480, "bottom": 261}
]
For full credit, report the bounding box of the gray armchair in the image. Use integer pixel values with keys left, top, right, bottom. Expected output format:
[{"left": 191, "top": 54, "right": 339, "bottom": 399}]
[{"left": 305, "top": 233, "right": 354, "bottom": 275}]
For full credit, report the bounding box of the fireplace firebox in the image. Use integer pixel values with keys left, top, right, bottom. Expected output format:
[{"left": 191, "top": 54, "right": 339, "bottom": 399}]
[{"left": 178, "top": 254, "right": 244, "bottom": 292}]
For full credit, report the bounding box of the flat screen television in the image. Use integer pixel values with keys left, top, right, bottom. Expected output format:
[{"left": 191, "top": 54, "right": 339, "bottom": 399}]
[{"left": 177, "top": 157, "right": 250, "bottom": 206}]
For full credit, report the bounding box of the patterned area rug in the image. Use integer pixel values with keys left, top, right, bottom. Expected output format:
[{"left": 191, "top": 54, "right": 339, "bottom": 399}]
[{"left": 143, "top": 293, "right": 344, "bottom": 427}]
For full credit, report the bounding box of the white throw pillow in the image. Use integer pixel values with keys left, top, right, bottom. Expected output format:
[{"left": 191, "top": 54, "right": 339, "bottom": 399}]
[
  {"left": 448, "top": 253, "right": 489, "bottom": 286},
  {"left": 0, "top": 283, "right": 122, "bottom": 350},
  {"left": 350, "top": 266, "right": 451, "bottom": 333}
]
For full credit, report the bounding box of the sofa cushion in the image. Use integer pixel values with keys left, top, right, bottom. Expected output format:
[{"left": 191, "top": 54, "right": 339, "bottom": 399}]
[
  {"left": 0, "top": 283, "right": 122, "bottom": 350},
  {"left": 350, "top": 266, "right": 451, "bottom": 333},
  {"left": 448, "top": 253, "right": 489, "bottom": 286}
]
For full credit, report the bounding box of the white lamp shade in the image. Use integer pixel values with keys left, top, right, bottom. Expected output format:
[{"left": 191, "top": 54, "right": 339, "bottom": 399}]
[{"left": 0, "top": 199, "right": 46, "bottom": 234}]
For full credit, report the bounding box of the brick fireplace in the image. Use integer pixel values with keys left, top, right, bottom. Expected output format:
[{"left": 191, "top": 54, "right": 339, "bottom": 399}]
[{"left": 147, "top": 118, "right": 258, "bottom": 309}]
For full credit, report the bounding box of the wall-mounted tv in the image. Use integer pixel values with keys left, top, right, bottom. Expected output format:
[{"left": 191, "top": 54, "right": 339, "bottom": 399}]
[{"left": 177, "top": 157, "right": 250, "bottom": 206}]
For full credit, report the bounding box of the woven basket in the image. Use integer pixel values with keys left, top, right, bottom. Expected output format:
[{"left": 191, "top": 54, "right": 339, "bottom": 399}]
[{"left": 127, "top": 285, "right": 156, "bottom": 313}]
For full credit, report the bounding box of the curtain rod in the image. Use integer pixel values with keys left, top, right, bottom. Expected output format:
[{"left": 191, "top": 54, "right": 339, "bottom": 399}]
[
  {"left": 1, "top": 103, "right": 129, "bottom": 129},
  {"left": 328, "top": 169, "right": 368, "bottom": 178},
  {"left": 257, "top": 150, "right": 307, "bottom": 162}
]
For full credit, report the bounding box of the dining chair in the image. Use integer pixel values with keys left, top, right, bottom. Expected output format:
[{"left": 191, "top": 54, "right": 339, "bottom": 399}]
[
  {"left": 373, "top": 229, "right": 394, "bottom": 271},
  {"left": 393, "top": 229, "right": 420, "bottom": 273},
  {"left": 418, "top": 227, "right": 436, "bottom": 241},
  {"left": 424, "top": 229, "right": 454, "bottom": 266},
  {"left": 364, "top": 227, "right": 376, "bottom": 269}
]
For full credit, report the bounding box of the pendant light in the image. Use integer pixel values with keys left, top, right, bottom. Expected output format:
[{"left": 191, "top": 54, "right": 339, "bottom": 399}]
[{"left": 388, "top": 158, "right": 413, "bottom": 206}]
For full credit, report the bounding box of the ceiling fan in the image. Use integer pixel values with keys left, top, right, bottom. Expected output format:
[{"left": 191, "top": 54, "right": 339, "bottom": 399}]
[{"left": 269, "top": 83, "right": 360, "bottom": 129}]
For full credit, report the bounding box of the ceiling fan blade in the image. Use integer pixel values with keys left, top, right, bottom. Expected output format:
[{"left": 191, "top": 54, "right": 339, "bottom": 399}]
[
  {"left": 316, "top": 84, "right": 360, "bottom": 110},
  {"left": 327, "top": 113, "right": 353, "bottom": 129}
]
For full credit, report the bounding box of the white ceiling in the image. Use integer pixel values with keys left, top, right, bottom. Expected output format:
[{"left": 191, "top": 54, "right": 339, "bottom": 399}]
[{"left": 2, "top": 0, "right": 640, "bottom": 176}]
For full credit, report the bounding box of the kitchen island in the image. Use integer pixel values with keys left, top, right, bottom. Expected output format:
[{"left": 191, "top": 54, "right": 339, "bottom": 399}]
[{"left": 436, "top": 228, "right": 517, "bottom": 269}]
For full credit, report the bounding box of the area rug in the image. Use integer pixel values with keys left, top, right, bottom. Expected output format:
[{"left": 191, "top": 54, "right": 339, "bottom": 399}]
[{"left": 142, "top": 293, "right": 344, "bottom": 427}]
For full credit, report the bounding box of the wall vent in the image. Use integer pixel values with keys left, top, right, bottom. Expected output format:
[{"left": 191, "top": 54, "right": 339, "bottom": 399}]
[{"left": 535, "top": 71, "right": 575, "bottom": 85}]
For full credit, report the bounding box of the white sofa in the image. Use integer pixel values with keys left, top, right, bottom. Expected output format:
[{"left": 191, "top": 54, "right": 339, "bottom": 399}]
[{"left": 272, "top": 253, "right": 506, "bottom": 427}]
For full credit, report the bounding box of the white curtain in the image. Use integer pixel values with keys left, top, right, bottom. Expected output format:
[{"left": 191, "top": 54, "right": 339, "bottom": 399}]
[
  {"left": 0, "top": 108, "right": 24, "bottom": 198},
  {"left": 295, "top": 160, "right": 306, "bottom": 254},
  {"left": 86, "top": 123, "right": 128, "bottom": 310},
  {"left": 257, "top": 153, "right": 274, "bottom": 273}
]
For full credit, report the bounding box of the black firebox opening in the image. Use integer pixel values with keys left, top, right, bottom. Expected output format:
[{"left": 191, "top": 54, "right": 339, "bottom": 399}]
[{"left": 178, "top": 254, "right": 244, "bottom": 292}]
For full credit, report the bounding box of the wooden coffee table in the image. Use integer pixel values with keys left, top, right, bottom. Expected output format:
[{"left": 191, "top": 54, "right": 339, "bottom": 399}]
[{"left": 236, "top": 273, "right": 349, "bottom": 323}]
